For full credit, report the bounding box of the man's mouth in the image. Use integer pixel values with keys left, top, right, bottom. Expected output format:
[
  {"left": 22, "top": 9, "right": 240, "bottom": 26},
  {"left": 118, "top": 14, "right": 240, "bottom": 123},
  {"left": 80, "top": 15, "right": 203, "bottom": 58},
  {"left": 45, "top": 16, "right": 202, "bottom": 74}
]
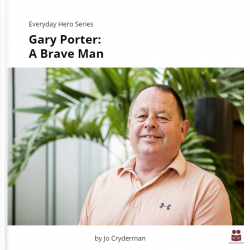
[{"left": 141, "top": 135, "right": 162, "bottom": 138}]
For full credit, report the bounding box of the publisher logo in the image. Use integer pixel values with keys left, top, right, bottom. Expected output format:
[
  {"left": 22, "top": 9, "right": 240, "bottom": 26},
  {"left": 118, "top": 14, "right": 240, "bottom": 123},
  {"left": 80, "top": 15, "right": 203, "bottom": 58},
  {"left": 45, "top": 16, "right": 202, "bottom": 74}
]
[
  {"left": 231, "top": 230, "right": 241, "bottom": 241},
  {"left": 229, "top": 230, "right": 244, "bottom": 244}
]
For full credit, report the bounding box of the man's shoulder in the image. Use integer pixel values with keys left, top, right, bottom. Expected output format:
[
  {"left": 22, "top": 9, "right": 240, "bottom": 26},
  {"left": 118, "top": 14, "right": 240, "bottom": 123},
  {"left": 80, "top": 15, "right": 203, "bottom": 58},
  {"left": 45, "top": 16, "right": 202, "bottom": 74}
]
[
  {"left": 86, "top": 167, "right": 121, "bottom": 195},
  {"left": 185, "top": 161, "right": 226, "bottom": 191},
  {"left": 94, "top": 167, "right": 120, "bottom": 184}
]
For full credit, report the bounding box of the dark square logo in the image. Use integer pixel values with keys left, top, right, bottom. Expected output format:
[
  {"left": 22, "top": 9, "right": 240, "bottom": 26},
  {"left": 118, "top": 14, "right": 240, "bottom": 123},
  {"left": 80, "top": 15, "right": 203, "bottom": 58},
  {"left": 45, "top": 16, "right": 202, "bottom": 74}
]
[{"left": 231, "top": 230, "right": 241, "bottom": 241}]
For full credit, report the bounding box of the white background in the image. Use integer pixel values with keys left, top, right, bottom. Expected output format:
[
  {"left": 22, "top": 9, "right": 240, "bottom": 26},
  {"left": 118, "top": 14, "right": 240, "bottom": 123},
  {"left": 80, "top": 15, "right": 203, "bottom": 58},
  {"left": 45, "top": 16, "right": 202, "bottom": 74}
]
[{"left": 1, "top": 0, "right": 250, "bottom": 249}]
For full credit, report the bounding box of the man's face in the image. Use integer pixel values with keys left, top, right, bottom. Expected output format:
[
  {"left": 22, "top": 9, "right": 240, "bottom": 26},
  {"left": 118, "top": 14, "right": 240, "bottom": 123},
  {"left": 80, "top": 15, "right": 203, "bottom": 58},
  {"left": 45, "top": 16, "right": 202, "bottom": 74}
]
[{"left": 128, "top": 88, "right": 189, "bottom": 158}]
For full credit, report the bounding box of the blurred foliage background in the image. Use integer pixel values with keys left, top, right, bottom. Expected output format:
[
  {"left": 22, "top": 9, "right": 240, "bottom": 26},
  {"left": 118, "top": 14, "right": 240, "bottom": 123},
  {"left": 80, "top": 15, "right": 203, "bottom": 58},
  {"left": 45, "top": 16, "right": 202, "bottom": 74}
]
[{"left": 9, "top": 67, "right": 244, "bottom": 224}]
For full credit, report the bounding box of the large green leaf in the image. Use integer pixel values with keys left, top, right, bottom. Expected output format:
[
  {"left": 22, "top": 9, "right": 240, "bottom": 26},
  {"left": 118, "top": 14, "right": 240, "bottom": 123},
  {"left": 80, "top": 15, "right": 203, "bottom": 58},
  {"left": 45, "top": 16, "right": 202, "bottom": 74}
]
[{"left": 14, "top": 106, "right": 54, "bottom": 114}]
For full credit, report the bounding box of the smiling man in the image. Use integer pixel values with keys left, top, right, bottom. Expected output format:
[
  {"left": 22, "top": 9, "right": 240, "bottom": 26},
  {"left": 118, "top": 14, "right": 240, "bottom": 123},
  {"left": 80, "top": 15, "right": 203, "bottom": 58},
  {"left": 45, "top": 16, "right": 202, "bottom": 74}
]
[{"left": 79, "top": 84, "right": 232, "bottom": 225}]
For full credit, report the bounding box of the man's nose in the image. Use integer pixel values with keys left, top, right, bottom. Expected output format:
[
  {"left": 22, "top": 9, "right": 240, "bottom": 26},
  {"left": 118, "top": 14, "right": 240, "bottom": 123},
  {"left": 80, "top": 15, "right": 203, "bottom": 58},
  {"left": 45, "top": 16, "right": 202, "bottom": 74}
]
[{"left": 144, "top": 117, "right": 157, "bottom": 129}]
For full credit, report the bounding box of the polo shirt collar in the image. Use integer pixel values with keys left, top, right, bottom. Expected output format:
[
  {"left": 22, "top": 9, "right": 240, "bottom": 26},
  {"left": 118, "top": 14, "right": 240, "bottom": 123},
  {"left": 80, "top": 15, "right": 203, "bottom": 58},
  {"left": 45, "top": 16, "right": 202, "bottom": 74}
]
[
  {"left": 117, "top": 155, "right": 136, "bottom": 176},
  {"left": 117, "top": 150, "right": 186, "bottom": 177}
]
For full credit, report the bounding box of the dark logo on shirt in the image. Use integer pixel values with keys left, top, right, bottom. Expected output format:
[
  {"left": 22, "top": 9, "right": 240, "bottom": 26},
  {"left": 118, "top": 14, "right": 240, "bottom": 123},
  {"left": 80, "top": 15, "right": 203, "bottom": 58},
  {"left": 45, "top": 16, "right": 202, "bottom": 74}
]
[{"left": 159, "top": 203, "right": 171, "bottom": 210}]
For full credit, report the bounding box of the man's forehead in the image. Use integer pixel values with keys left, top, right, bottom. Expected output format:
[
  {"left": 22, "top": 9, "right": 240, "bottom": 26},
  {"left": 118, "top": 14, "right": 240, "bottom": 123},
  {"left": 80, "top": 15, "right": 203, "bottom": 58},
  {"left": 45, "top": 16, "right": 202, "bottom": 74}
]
[
  {"left": 134, "top": 101, "right": 171, "bottom": 112},
  {"left": 134, "top": 88, "right": 176, "bottom": 109}
]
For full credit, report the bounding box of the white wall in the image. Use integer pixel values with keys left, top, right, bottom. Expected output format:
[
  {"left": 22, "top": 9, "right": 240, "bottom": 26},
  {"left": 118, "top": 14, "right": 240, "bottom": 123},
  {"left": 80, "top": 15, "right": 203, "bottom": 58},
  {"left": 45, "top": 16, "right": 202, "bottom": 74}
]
[
  {"left": 11, "top": 68, "right": 47, "bottom": 225},
  {"left": 8, "top": 69, "right": 13, "bottom": 225},
  {"left": 8, "top": 68, "right": 109, "bottom": 225}
]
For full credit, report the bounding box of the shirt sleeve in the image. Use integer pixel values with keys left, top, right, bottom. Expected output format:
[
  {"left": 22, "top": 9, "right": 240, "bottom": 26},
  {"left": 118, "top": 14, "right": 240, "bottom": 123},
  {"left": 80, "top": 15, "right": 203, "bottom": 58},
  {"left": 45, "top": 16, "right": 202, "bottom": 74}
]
[
  {"left": 192, "top": 188, "right": 232, "bottom": 225},
  {"left": 78, "top": 191, "right": 90, "bottom": 225}
]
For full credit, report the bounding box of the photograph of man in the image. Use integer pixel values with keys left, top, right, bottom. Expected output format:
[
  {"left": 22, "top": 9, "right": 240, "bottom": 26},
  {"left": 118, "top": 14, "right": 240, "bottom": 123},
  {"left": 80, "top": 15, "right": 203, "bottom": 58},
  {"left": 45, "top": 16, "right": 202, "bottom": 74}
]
[{"left": 81, "top": 84, "right": 232, "bottom": 225}]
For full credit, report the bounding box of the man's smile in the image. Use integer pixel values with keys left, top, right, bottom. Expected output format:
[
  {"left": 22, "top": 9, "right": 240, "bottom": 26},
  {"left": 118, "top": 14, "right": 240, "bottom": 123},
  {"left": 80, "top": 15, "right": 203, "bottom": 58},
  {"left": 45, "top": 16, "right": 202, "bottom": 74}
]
[{"left": 140, "top": 135, "right": 162, "bottom": 139}]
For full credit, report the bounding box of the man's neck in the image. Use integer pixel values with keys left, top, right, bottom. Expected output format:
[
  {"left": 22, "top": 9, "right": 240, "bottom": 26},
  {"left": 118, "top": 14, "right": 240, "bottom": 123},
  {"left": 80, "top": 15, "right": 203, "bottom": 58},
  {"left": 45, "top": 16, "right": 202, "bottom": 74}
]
[{"left": 134, "top": 151, "right": 179, "bottom": 186}]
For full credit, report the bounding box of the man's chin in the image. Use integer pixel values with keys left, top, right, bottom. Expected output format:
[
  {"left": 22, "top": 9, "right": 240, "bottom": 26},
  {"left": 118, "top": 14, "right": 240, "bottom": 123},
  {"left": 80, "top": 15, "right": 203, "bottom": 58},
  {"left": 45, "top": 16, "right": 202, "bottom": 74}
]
[{"left": 139, "top": 149, "right": 160, "bottom": 157}]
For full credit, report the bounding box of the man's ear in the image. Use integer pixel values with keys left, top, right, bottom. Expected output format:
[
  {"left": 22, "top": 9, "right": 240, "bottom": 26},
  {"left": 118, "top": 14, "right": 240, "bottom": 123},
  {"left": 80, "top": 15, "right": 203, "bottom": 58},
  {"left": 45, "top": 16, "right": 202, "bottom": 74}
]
[
  {"left": 128, "top": 117, "right": 131, "bottom": 128},
  {"left": 181, "top": 120, "right": 190, "bottom": 142}
]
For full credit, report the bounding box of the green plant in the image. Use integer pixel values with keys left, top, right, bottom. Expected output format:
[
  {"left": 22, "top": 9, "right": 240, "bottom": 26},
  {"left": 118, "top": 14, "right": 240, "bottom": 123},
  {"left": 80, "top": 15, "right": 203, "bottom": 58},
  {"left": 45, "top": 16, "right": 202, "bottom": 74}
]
[{"left": 9, "top": 67, "right": 244, "bottom": 224}]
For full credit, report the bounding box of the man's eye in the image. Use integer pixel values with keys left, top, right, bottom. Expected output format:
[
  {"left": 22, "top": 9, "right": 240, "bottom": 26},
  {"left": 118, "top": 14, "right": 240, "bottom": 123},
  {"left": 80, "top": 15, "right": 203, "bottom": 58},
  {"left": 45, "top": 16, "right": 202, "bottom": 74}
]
[
  {"left": 158, "top": 117, "right": 168, "bottom": 120},
  {"left": 138, "top": 115, "right": 146, "bottom": 118}
]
